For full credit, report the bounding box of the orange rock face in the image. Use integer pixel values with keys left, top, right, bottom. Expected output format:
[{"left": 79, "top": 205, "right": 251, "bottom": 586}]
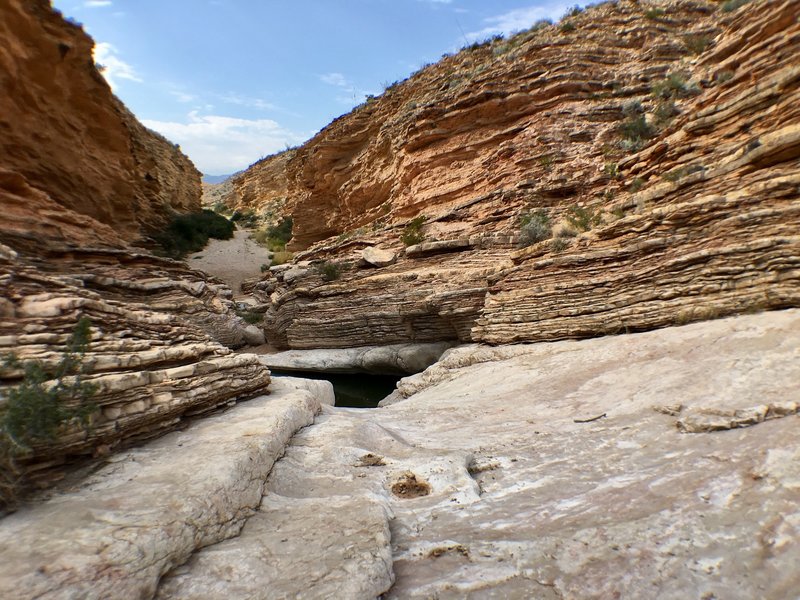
[
  {"left": 246, "top": 0, "right": 800, "bottom": 349},
  {"left": 0, "top": 0, "right": 201, "bottom": 246},
  {"left": 0, "top": 2, "right": 268, "bottom": 505}
]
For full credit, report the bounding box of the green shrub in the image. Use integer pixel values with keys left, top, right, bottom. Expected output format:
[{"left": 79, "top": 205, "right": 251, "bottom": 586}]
[
  {"left": 236, "top": 310, "right": 263, "bottom": 325},
  {"left": 653, "top": 100, "right": 679, "bottom": 126},
  {"left": 565, "top": 204, "right": 602, "bottom": 232},
  {"left": 619, "top": 115, "right": 655, "bottom": 152},
  {"left": 644, "top": 7, "right": 666, "bottom": 19},
  {"left": 603, "top": 162, "right": 620, "bottom": 179},
  {"left": 1, "top": 317, "right": 98, "bottom": 507},
  {"left": 253, "top": 216, "right": 293, "bottom": 251},
  {"left": 230, "top": 210, "right": 259, "bottom": 228},
  {"left": 560, "top": 21, "right": 576, "bottom": 33},
  {"left": 270, "top": 250, "right": 294, "bottom": 266},
  {"left": 629, "top": 177, "right": 645, "bottom": 192},
  {"left": 720, "top": 0, "right": 751, "bottom": 12},
  {"left": 153, "top": 210, "right": 234, "bottom": 258},
  {"left": 683, "top": 34, "right": 711, "bottom": 55},
  {"left": 651, "top": 72, "right": 700, "bottom": 100},
  {"left": 551, "top": 237, "right": 571, "bottom": 253},
  {"left": 317, "top": 261, "right": 342, "bottom": 282},
  {"left": 714, "top": 70, "right": 735, "bottom": 85},
  {"left": 401, "top": 216, "right": 427, "bottom": 246},
  {"left": 518, "top": 209, "right": 552, "bottom": 247}
]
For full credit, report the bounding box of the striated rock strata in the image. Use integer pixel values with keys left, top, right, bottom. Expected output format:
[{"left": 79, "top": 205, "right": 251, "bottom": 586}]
[
  {"left": 238, "top": 0, "right": 799, "bottom": 350},
  {"left": 0, "top": 1, "right": 270, "bottom": 504}
]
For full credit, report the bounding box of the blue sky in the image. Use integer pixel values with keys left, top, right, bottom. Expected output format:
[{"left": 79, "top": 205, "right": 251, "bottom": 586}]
[{"left": 52, "top": 0, "right": 574, "bottom": 175}]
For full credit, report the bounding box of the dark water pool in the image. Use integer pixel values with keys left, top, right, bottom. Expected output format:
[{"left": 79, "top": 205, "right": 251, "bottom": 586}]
[{"left": 270, "top": 370, "right": 401, "bottom": 408}]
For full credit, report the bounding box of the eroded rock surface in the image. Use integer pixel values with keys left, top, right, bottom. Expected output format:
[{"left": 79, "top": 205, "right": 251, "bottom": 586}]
[
  {"left": 0, "top": 0, "right": 201, "bottom": 244},
  {"left": 0, "top": 379, "right": 323, "bottom": 600},
  {"left": 253, "top": 309, "right": 799, "bottom": 599},
  {"left": 260, "top": 342, "right": 455, "bottom": 375}
]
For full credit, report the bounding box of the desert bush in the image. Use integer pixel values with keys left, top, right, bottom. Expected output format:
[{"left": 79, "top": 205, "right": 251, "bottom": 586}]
[
  {"left": 644, "top": 7, "right": 666, "bottom": 19},
  {"left": 565, "top": 204, "right": 602, "bottom": 232},
  {"left": 720, "top": 0, "right": 751, "bottom": 11},
  {"left": 651, "top": 72, "right": 700, "bottom": 100},
  {"left": 714, "top": 70, "right": 735, "bottom": 85},
  {"left": 619, "top": 114, "right": 655, "bottom": 152},
  {"left": 551, "top": 237, "right": 571, "bottom": 253},
  {"left": 317, "top": 261, "right": 342, "bottom": 282},
  {"left": 1, "top": 317, "right": 98, "bottom": 508},
  {"left": 230, "top": 210, "right": 259, "bottom": 228},
  {"left": 560, "top": 21, "right": 576, "bottom": 33},
  {"left": 270, "top": 250, "right": 294, "bottom": 266},
  {"left": 683, "top": 34, "right": 711, "bottom": 55},
  {"left": 254, "top": 216, "right": 293, "bottom": 252},
  {"left": 401, "top": 216, "right": 427, "bottom": 246},
  {"left": 518, "top": 209, "right": 552, "bottom": 247},
  {"left": 653, "top": 100, "right": 679, "bottom": 126},
  {"left": 153, "top": 210, "right": 234, "bottom": 258},
  {"left": 629, "top": 177, "right": 645, "bottom": 192}
]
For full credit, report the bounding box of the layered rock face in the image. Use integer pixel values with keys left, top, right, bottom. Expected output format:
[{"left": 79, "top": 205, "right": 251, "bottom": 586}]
[
  {"left": 243, "top": 0, "right": 799, "bottom": 349},
  {"left": 7, "top": 310, "right": 794, "bottom": 598},
  {"left": 0, "top": 2, "right": 269, "bottom": 504},
  {"left": 220, "top": 150, "right": 296, "bottom": 216},
  {"left": 0, "top": 0, "right": 201, "bottom": 243}
]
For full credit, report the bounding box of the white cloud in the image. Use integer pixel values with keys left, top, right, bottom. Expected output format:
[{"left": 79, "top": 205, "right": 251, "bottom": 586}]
[
  {"left": 142, "top": 112, "right": 308, "bottom": 175},
  {"left": 170, "top": 91, "right": 197, "bottom": 103},
  {"left": 220, "top": 92, "right": 276, "bottom": 111},
  {"left": 320, "top": 72, "right": 349, "bottom": 87},
  {"left": 84, "top": 1, "right": 112, "bottom": 7},
  {"left": 467, "top": 2, "right": 571, "bottom": 41},
  {"left": 93, "top": 42, "right": 141, "bottom": 89}
]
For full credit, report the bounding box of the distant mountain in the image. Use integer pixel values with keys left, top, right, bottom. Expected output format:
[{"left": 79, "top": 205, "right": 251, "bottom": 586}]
[{"left": 202, "top": 173, "right": 232, "bottom": 184}]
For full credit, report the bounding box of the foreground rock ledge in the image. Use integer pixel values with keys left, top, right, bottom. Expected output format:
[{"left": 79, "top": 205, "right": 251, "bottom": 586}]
[
  {"left": 2, "top": 310, "right": 798, "bottom": 599},
  {"left": 0, "top": 378, "right": 329, "bottom": 600},
  {"left": 263, "top": 309, "right": 799, "bottom": 599}
]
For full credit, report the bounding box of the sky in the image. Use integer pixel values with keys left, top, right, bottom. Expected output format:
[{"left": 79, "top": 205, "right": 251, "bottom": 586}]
[{"left": 52, "top": 0, "right": 576, "bottom": 176}]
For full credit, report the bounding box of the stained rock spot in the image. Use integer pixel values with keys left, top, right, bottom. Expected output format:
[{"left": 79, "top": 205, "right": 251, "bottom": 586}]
[{"left": 391, "top": 471, "right": 431, "bottom": 498}]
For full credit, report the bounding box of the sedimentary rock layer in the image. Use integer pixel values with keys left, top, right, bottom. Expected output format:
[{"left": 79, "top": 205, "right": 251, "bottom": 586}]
[
  {"left": 249, "top": 0, "right": 799, "bottom": 349},
  {"left": 0, "top": 1, "right": 272, "bottom": 505},
  {"left": 0, "top": 380, "right": 323, "bottom": 600},
  {"left": 0, "top": 0, "right": 201, "bottom": 244},
  {"left": 0, "top": 242, "right": 271, "bottom": 495}
]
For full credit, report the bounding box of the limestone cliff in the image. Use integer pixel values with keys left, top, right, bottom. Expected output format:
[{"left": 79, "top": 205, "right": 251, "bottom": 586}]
[
  {"left": 221, "top": 150, "right": 296, "bottom": 218},
  {"left": 0, "top": 0, "right": 201, "bottom": 245},
  {"left": 240, "top": 0, "right": 799, "bottom": 349},
  {"left": 0, "top": 1, "right": 269, "bottom": 505}
]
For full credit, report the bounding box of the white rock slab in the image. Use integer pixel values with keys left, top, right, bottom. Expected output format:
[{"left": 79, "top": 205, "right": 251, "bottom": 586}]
[
  {"left": 262, "top": 309, "right": 800, "bottom": 599},
  {"left": 0, "top": 382, "right": 323, "bottom": 600},
  {"left": 260, "top": 342, "right": 455, "bottom": 375}
]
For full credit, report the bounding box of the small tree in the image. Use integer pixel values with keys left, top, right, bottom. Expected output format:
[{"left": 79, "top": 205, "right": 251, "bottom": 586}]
[
  {"left": 1, "top": 317, "right": 98, "bottom": 508},
  {"left": 401, "top": 216, "right": 427, "bottom": 246}
]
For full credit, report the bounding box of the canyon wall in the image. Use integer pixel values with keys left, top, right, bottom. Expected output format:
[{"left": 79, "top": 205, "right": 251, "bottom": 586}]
[
  {"left": 241, "top": 0, "right": 799, "bottom": 350},
  {"left": 0, "top": 1, "right": 269, "bottom": 505},
  {"left": 0, "top": 0, "right": 201, "bottom": 244}
]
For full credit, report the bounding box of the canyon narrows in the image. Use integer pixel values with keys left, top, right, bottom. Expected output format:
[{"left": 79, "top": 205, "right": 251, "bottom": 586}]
[{"left": 1, "top": 0, "right": 799, "bottom": 599}]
